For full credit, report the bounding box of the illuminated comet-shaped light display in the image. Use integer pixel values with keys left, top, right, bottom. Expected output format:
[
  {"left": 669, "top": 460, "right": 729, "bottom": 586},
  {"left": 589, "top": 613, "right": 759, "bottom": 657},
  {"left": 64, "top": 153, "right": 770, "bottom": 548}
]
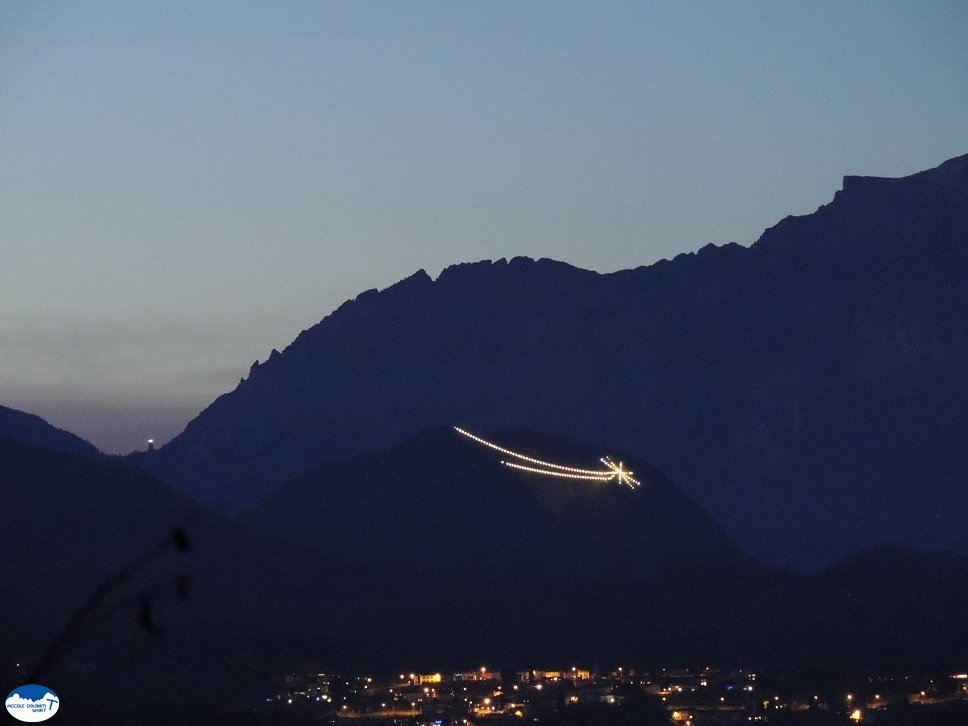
[{"left": 454, "top": 427, "right": 640, "bottom": 488}]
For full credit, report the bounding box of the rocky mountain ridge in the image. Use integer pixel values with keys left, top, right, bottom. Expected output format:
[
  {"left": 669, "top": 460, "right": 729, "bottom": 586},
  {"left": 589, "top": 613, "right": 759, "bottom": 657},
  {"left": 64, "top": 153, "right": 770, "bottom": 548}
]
[{"left": 130, "top": 153, "right": 968, "bottom": 569}]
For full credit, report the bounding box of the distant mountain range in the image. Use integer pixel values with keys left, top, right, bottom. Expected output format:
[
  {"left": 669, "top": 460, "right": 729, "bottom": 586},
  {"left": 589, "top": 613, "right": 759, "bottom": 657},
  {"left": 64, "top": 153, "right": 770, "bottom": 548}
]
[
  {"left": 0, "top": 404, "right": 100, "bottom": 458},
  {"left": 126, "top": 152, "right": 968, "bottom": 569}
]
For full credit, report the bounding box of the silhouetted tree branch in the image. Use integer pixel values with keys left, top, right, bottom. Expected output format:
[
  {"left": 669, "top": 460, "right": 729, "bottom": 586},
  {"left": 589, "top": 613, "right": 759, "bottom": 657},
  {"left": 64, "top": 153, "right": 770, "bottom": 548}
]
[{"left": 26, "top": 526, "right": 191, "bottom": 684}]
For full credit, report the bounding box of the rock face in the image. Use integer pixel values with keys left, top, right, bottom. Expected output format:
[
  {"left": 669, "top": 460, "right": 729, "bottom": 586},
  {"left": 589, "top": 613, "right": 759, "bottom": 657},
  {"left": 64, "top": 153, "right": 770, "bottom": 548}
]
[{"left": 137, "top": 153, "right": 968, "bottom": 569}]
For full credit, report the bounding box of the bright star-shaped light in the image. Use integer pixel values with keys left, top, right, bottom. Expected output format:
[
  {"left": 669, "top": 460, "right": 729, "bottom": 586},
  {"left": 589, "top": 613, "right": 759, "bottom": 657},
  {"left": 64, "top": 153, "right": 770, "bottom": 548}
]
[{"left": 601, "top": 456, "right": 640, "bottom": 488}]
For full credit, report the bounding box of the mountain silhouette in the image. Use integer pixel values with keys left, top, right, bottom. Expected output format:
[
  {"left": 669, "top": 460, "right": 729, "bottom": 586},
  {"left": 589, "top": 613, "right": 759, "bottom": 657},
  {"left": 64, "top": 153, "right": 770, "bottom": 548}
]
[
  {"left": 0, "top": 404, "right": 100, "bottom": 458},
  {"left": 241, "top": 427, "right": 758, "bottom": 580},
  {"left": 133, "top": 153, "right": 968, "bottom": 569}
]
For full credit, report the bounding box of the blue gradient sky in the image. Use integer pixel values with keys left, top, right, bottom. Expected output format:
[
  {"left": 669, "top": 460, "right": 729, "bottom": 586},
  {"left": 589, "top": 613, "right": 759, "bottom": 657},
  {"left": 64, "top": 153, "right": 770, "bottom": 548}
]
[{"left": 2, "top": 1, "right": 966, "bottom": 453}]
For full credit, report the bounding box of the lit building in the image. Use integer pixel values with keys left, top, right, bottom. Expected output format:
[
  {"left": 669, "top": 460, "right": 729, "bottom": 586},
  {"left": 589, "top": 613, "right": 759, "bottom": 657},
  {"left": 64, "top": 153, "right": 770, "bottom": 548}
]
[{"left": 413, "top": 673, "right": 443, "bottom": 685}]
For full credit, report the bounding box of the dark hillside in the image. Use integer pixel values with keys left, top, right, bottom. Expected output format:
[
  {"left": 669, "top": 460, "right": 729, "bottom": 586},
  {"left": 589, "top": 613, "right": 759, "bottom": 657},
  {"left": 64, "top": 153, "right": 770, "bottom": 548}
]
[
  {"left": 243, "top": 427, "right": 756, "bottom": 580},
  {"left": 242, "top": 428, "right": 968, "bottom": 674},
  {"left": 0, "top": 437, "right": 337, "bottom": 720},
  {"left": 6, "top": 431, "right": 968, "bottom": 721},
  {"left": 0, "top": 404, "right": 100, "bottom": 457}
]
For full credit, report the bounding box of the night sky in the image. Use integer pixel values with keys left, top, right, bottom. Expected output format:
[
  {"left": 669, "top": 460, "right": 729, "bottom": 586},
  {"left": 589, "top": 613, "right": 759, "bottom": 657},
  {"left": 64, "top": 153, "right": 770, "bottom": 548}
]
[{"left": 2, "top": 1, "right": 966, "bottom": 454}]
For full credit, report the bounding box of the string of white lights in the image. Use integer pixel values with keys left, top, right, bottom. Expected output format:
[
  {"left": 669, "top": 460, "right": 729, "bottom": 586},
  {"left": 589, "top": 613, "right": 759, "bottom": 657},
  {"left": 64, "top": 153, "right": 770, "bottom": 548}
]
[
  {"left": 502, "top": 461, "right": 615, "bottom": 481},
  {"left": 454, "top": 427, "right": 609, "bottom": 476},
  {"left": 454, "top": 426, "right": 640, "bottom": 488}
]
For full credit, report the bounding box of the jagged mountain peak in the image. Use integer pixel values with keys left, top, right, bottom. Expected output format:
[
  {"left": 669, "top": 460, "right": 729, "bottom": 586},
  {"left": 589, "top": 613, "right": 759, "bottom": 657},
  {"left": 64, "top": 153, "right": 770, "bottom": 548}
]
[
  {"left": 135, "top": 153, "right": 968, "bottom": 569},
  {"left": 840, "top": 150, "right": 968, "bottom": 196},
  {"left": 755, "top": 153, "right": 968, "bottom": 257}
]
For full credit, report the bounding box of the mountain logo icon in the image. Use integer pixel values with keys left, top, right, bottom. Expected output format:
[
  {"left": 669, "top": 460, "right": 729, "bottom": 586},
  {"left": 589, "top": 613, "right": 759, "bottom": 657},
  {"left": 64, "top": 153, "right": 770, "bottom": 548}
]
[{"left": 5, "top": 685, "right": 60, "bottom": 722}]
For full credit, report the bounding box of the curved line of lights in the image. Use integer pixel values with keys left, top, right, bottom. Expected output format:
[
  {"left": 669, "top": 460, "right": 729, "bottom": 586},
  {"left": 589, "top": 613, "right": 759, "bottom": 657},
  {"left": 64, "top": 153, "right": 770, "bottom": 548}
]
[
  {"left": 454, "top": 427, "right": 612, "bottom": 476},
  {"left": 503, "top": 461, "right": 615, "bottom": 481},
  {"left": 454, "top": 427, "right": 640, "bottom": 488}
]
